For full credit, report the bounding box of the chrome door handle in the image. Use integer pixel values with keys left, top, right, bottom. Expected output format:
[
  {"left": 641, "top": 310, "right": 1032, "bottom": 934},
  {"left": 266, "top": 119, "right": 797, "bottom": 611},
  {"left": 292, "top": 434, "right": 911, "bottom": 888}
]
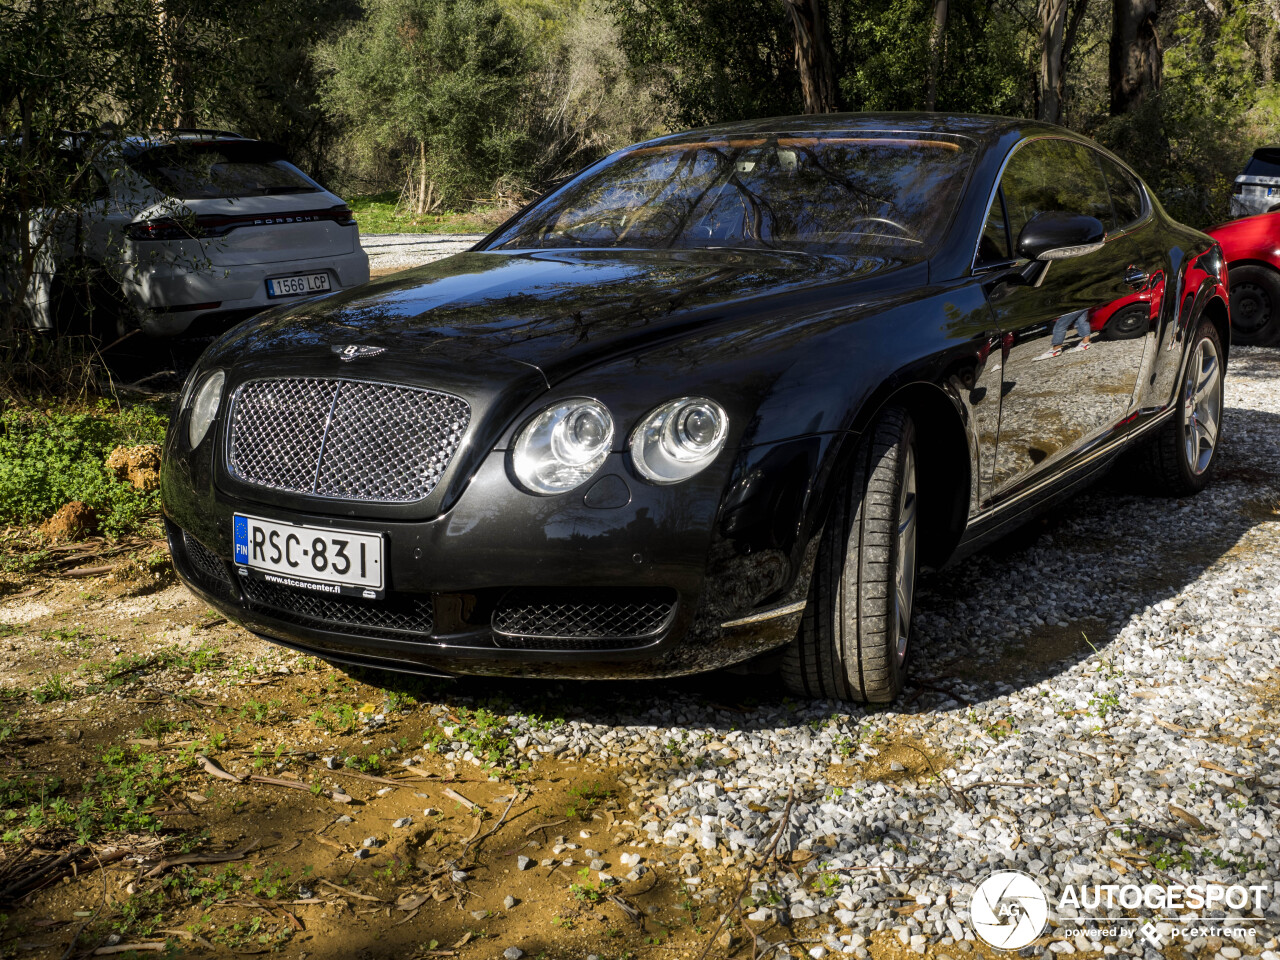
[{"left": 1124, "top": 267, "right": 1150, "bottom": 289}]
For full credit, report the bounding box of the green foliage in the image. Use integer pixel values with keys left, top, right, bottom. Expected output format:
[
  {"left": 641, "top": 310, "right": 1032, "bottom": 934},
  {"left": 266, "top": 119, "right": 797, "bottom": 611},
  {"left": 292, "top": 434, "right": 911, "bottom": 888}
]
[
  {"left": 1093, "top": 8, "right": 1280, "bottom": 228},
  {"left": 565, "top": 781, "right": 613, "bottom": 819},
  {"left": 0, "top": 400, "right": 168, "bottom": 537},
  {"left": 1, "top": 745, "right": 179, "bottom": 844},
  {"left": 610, "top": 0, "right": 1029, "bottom": 127},
  {"left": 318, "top": 0, "right": 533, "bottom": 208},
  {"left": 31, "top": 673, "right": 76, "bottom": 704},
  {"left": 347, "top": 192, "right": 507, "bottom": 234}
]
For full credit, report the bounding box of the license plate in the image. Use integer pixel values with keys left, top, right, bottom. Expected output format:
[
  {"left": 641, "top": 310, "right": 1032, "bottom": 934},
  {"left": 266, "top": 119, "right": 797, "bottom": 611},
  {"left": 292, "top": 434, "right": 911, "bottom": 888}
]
[
  {"left": 233, "top": 514, "right": 384, "bottom": 598},
  {"left": 266, "top": 272, "right": 331, "bottom": 297}
]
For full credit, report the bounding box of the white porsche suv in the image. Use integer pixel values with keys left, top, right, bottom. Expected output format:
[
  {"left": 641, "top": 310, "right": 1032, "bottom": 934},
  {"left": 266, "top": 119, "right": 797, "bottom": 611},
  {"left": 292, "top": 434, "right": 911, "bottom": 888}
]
[{"left": 35, "top": 130, "right": 370, "bottom": 338}]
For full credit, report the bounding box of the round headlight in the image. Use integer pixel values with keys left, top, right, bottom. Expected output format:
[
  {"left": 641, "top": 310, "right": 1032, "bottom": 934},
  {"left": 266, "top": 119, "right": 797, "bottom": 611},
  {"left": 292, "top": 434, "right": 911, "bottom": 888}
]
[
  {"left": 512, "top": 399, "right": 614, "bottom": 494},
  {"left": 629, "top": 397, "right": 729, "bottom": 484},
  {"left": 187, "top": 370, "right": 225, "bottom": 448}
]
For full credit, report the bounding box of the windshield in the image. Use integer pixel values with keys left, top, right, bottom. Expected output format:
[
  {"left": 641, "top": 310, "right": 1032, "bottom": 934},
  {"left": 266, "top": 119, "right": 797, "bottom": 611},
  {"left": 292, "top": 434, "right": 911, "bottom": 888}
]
[
  {"left": 130, "top": 141, "right": 320, "bottom": 199},
  {"left": 487, "top": 133, "right": 976, "bottom": 256}
]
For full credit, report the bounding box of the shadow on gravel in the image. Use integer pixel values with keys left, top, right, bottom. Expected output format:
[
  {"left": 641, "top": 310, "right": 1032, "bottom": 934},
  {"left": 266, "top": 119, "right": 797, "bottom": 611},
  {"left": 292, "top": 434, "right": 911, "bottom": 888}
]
[{"left": 349, "top": 404, "right": 1280, "bottom": 740}]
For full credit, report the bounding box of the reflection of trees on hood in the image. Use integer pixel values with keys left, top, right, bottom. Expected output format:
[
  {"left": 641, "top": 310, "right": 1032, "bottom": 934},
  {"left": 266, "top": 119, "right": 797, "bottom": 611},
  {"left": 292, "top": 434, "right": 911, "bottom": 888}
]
[{"left": 212, "top": 249, "right": 867, "bottom": 365}]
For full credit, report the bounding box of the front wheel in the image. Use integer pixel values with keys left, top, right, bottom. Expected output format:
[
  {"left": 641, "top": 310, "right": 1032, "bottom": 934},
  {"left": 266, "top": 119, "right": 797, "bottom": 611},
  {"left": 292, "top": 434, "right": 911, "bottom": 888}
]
[
  {"left": 1131, "top": 320, "right": 1225, "bottom": 496},
  {"left": 781, "top": 406, "right": 918, "bottom": 702}
]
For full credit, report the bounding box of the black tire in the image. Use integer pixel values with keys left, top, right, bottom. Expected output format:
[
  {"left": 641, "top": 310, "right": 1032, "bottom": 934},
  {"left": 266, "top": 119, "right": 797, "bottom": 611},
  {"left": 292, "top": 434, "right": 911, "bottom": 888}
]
[
  {"left": 1131, "top": 320, "right": 1225, "bottom": 496},
  {"left": 1228, "top": 265, "right": 1280, "bottom": 346},
  {"left": 1101, "top": 303, "right": 1149, "bottom": 341},
  {"left": 781, "top": 406, "right": 918, "bottom": 703}
]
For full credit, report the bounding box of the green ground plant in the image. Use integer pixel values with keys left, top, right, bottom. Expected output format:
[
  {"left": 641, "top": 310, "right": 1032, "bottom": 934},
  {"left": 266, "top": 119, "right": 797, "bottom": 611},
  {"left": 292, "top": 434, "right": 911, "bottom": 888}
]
[
  {"left": 348, "top": 193, "right": 507, "bottom": 235},
  {"left": 1, "top": 744, "right": 179, "bottom": 844},
  {"left": 0, "top": 399, "right": 168, "bottom": 537}
]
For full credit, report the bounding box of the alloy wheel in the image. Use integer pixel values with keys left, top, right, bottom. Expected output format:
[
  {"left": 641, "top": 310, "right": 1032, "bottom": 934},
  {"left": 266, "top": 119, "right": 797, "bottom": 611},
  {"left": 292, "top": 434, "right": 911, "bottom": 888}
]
[{"left": 1182, "top": 336, "right": 1222, "bottom": 476}]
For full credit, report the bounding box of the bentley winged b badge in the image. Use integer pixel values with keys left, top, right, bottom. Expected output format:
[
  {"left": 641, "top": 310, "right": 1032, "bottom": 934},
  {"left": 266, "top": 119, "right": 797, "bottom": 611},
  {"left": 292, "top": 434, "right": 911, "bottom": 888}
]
[{"left": 333, "top": 344, "right": 386, "bottom": 361}]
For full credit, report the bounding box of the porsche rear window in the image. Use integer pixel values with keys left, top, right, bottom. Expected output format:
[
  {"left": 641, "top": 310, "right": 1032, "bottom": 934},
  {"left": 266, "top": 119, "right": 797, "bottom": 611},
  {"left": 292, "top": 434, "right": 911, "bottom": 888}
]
[
  {"left": 130, "top": 141, "right": 320, "bottom": 199},
  {"left": 486, "top": 133, "right": 976, "bottom": 256}
]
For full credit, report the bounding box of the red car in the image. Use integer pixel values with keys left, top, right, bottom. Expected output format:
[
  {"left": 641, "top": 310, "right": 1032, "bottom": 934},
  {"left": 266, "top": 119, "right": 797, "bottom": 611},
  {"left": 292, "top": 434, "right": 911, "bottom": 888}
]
[
  {"left": 1207, "top": 212, "right": 1280, "bottom": 345},
  {"left": 1087, "top": 269, "right": 1165, "bottom": 340}
]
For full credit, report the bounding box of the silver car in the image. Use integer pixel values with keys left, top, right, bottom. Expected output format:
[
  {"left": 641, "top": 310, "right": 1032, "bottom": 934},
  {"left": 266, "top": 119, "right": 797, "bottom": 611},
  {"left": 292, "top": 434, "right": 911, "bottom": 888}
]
[
  {"left": 29, "top": 130, "right": 370, "bottom": 338},
  {"left": 1230, "top": 146, "right": 1280, "bottom": 219}
]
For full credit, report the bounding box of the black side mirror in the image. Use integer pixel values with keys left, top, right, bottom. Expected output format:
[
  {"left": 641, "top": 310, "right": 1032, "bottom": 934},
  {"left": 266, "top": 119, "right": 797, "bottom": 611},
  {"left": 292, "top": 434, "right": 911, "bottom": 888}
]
[{"left": 1016, "top": 211, "right": 1106, "bottom": 261}]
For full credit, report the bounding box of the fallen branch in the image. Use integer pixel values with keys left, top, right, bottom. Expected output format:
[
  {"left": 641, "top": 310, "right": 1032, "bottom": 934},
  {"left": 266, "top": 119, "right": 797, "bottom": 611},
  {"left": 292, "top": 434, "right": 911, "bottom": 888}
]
[
  {"left": 248, "top": 775, "right": 352, "bottom": 803},
  {"left": 196, "top": 755, "right": 242, "bottom": 783},
  {"left": 304, "top": 765, "right": 405, "bottom": 787},
  {"left": 524, "top": 818, "right": 568, "bottom": 837},
  {"left": 318, "top": 878, "right": 383, "bottom": 903},
  {"left": 442, "top": 787, "right": 477, "bottom": 811},
  {"left": 94, "top": 944, "right": 167, "bottom": 955},
  {"left": 64, "top": 564, "right": 114, "bottom": 578},
  {"left": 463, "top": 791, "right": 522, "bottom": 854},
  {"left": 0, "top": 847, "right": 129, "bottom": 904},
  {"left": 142, "top": 839, "right": 261, "bottom": 879}
]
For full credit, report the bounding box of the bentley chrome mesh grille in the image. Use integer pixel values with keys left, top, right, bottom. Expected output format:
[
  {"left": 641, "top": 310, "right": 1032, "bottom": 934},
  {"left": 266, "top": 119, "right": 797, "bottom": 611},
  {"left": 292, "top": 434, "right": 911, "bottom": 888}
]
[
  {"left": 241, "top": 577, "right": 435, "bottom": 640},
  {"left": 492, "top": 588, "right": 676, "bottom": 650},
  {"left": 227, "top": 378, "right": 470, "bottom": 503}
]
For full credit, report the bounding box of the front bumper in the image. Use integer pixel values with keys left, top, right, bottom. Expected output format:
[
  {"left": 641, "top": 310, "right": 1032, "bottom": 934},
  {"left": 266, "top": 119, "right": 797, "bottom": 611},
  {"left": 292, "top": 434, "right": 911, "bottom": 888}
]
[
  {"left": 122, "top": 248, "right": 371, "bottom": 337},
  {"left": 163, "top": 441, "right": 827, "bottom": 680}
]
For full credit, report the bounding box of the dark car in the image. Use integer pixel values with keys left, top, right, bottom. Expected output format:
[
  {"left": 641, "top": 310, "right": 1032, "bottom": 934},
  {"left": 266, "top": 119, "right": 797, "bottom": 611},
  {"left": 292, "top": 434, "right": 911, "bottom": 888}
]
[
  {"left": 1230, "top": 146, "right": 1280, "bottom": 220},
  {"left": 162, "top": 113, "right": 1230, "bottom": 703}
]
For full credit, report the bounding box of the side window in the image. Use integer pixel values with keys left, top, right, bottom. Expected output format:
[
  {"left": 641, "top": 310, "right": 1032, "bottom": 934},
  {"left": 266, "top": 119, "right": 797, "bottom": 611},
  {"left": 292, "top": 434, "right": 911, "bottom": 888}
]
[
  {"left": 976, "top": 188, "right": 1011, "bottom": 265},
  {"left": 1000, "top": 138, "right": 1113, "bottom": 251},
  {"left": 1098, "top": 155, "right": 1145, "bottom": 230}
]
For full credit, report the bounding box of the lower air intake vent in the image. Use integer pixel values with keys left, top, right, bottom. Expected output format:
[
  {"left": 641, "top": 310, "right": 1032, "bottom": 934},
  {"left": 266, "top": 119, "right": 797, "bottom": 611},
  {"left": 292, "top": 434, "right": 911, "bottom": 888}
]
[
  {"left": 183, "top": 532, "right": 236, "bottom": 601},
  {"left": 492, "top": 588, "right": 676, "bottom": 650},
  {"left": 241, "top": 577, "right": 434, "bottom": 640}
]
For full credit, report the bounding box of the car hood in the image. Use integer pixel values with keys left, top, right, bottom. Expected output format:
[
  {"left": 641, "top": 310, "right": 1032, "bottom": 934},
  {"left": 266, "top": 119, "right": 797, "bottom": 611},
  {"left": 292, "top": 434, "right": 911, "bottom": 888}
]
[{"left": 208, "top": 247, "right": 909, "bottom": 385}]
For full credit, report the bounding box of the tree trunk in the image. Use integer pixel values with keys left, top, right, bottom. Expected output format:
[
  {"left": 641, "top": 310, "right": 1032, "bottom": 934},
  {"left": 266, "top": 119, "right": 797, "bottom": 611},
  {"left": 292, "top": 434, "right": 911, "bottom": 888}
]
[
  {"left": 1038, "top": 0, "right": 1069, "bottom": 123},
  {"left": 1110, "top": 0, "right": 1162, "bottom": 115},
  {"left": 417, "top": 140, "right": 428, "bottom": 216},
  {"left": 782, "top": 0, "right": 840, "bottom": 113},
  {"left": 926, "top": 0, "right": 949, "bottom": 111},
  {"left": 154, "top": 0, "right": 189, "bottom": 127}
]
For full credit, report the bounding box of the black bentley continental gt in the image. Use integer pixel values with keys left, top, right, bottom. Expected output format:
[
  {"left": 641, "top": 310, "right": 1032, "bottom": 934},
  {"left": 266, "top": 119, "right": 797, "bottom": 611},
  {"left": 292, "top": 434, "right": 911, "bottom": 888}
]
[{"left": 162, "top": 113, "right": 1230, "bottom": 702}]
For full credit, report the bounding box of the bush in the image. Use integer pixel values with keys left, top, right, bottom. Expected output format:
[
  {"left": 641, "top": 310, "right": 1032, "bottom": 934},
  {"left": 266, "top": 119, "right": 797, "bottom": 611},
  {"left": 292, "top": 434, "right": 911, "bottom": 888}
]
[{"left": 0, "top": 400, "right": 168, "bottom": 538}]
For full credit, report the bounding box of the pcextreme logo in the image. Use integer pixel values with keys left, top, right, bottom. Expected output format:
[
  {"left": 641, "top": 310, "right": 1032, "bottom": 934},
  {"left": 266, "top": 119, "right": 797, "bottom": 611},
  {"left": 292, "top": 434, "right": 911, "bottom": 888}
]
[{"left": 970, "top": 871, "right": 1050, "bottom": 950}]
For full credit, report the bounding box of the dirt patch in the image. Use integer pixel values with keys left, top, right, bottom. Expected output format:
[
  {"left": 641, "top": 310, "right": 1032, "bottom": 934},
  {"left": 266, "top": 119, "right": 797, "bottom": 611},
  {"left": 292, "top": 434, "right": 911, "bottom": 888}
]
[
  {"left": 104, "top": 444, "right": 162, "bottom": 491},
  {"left": 827, "top": 735, "right": 947, "bottom": 787},
  {"left": 0, "top": 573, "right": 793, "bottom": 959},
  {"left": 37, "top": 500, "right": 97, "bottom": 542},
  {"left": 1237, "top": 495, "right": 1280, "bottom": 522},
  {"left": 944, "top": 617, "right": 1108, "bottom": 685}
]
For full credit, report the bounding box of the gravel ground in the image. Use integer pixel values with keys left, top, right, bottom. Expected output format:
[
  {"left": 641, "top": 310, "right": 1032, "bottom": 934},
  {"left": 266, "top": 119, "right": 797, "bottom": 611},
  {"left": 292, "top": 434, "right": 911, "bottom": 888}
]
[
  {"left": 428, "top": 345, "right": 1280, "bottom": 958},
  {"left": 361, "top": 233, "right": 484, "bottom": 273}
]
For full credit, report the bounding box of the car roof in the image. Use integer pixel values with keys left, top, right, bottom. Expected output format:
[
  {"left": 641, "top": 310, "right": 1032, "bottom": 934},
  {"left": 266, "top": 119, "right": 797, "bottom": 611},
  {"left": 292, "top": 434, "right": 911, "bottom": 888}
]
[{"left": 641, "top": 112, "right": 1068, "bottom": 147}]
